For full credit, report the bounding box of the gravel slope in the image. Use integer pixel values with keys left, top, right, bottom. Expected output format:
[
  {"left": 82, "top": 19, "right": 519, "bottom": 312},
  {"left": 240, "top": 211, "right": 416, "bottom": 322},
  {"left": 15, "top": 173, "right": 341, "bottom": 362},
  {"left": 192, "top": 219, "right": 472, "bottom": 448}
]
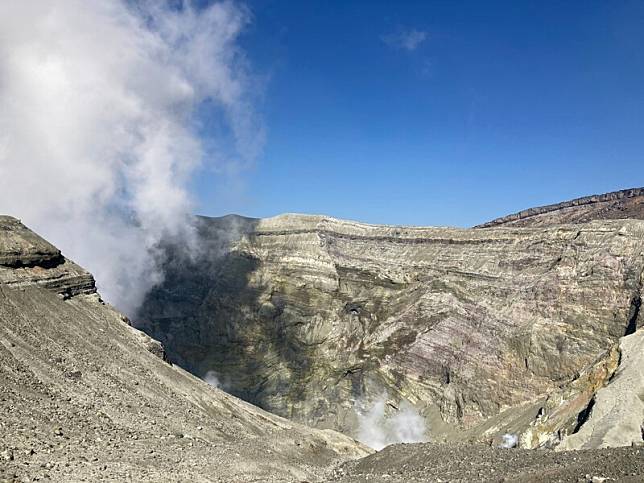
[
  {"left": 0, "top": 284, "right": 370, "bottom": 482},
  {"left": 335, "top": 443, "right": 644, "bottom": 482}
]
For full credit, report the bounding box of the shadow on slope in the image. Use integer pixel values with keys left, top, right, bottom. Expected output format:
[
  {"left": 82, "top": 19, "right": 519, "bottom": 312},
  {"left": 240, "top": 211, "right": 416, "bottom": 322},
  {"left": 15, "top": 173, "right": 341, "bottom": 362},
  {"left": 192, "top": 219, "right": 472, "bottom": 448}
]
[{"left": 137, "top": 215, "right": 318, "bottom": 415}]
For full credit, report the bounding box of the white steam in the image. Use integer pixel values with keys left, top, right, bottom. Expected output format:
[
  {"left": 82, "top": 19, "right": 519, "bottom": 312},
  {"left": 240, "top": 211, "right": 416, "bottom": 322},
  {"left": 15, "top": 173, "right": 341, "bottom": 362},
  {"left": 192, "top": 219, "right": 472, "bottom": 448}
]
[
  {"left": 203, "top": 370, "right": 222, "bottom": 389},
  {"left": 500, "top": 433, "right": 518, "bottom": 449},
  {"left": 356, "top": 395, "right": 428, "bottom": 450},
  {"left": 0, "top": 1, "right": 262, "bottom": 315}
]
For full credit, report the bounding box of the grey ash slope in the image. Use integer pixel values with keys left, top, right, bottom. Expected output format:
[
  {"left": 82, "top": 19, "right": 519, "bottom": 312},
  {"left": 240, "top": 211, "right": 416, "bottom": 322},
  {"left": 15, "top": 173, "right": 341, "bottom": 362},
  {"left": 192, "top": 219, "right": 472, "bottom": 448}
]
[
  {"left": 0, "top": 215, "right": 369, "bottom": 483},
  {"left": 140, "top": 209, "right": 644, "bottom": 449}
]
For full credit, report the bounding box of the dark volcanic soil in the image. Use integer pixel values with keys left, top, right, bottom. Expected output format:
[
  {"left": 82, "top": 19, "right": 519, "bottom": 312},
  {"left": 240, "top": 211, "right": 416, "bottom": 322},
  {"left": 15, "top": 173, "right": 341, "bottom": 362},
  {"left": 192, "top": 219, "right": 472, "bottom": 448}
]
[{"left": 333, "top": 443, "right": 644, "bottom": 482}]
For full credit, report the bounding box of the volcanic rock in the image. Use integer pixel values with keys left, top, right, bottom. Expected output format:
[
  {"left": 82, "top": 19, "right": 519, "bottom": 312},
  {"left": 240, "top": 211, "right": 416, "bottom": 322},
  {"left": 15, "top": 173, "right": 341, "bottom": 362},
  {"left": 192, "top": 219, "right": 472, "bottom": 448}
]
[
  {"left": 139, "top": 210, "right": 644, "bottom": 447},
  {"left": 558, "top": 328, "right": 644, "bottom": 450}
]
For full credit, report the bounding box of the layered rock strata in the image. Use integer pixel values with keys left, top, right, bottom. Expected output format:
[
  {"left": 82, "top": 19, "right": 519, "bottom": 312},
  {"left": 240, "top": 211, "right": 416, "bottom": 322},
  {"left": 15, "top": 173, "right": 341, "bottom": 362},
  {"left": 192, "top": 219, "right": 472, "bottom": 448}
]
[
  {"left": 0, "top": 215, "right": 95, "bottom": 297},
  {"left": 140, "top": 213, "right": 644, "bottom": 447}
]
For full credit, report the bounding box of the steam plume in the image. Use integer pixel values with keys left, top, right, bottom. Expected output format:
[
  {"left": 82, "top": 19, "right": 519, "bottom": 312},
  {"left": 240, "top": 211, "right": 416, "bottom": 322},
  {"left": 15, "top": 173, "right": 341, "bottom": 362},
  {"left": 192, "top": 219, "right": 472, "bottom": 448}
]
[
  {"left": 500, "top": 433, "right": 518, "bottom": 448},
  {"left": 356, "top": 395, "right": 428, "bottom": 450},
  {"left": 203, "top": 370, "right": 222, "bottom": 389},
  {"left": 0, "top": 1, "right": 262, "bottom": 315}
]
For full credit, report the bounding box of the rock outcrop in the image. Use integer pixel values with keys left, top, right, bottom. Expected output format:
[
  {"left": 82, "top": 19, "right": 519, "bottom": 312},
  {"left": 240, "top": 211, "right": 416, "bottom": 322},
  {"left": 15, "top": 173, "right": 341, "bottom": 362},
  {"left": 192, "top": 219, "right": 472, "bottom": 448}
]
[
  {"left": 0, "top": 216, "right": 369, "bottom": 482},
  {"left": 0, "top": 215, "right": 95, "bottom": 297},
  {"left": 139, "top": 211, "right": 644, "bottom": 448},
  {"left": 558, "top": 328, "right": 644, "bottom": 450},
  {"left": 476, "top": 187, "right": 644, "bottom": 228}
]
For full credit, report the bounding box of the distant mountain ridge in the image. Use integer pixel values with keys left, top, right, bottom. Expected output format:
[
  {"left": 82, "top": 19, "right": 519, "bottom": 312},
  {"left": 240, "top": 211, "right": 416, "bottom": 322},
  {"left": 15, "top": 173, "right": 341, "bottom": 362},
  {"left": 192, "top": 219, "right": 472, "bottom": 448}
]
[{"left": 476, "top": 187, "right": 644, "bottom": 228}]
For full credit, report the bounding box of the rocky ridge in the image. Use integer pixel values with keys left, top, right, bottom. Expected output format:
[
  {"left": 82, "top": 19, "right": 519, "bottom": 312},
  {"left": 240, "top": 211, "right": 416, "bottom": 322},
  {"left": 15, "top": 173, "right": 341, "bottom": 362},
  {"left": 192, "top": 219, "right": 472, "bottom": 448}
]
[
  {"left": 140, "top": 210, "right": 644, "bottom": 449},
  {"left": 475, "top": 187, "right": 644, "bottom": 228},
  {"left": 0, "top": 216, "right": 95, "bottom": 297}
]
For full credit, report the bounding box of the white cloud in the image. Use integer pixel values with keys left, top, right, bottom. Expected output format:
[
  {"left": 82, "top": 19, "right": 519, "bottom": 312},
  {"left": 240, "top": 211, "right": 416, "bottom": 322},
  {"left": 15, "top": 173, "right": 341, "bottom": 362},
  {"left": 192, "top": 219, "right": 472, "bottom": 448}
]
[
  {"left": 0, "top": 1, "right": 263, "bottom": 316},
  {"left": 382, "top": 29, "right": 428, "bottom": 51}
]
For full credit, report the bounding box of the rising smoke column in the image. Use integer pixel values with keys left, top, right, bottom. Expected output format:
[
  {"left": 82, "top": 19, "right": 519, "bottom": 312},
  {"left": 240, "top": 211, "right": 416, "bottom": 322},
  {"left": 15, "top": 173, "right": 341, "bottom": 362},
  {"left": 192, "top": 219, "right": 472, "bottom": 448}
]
[{"left": 0, "top": 1, "right": 263, "bottom": 316}]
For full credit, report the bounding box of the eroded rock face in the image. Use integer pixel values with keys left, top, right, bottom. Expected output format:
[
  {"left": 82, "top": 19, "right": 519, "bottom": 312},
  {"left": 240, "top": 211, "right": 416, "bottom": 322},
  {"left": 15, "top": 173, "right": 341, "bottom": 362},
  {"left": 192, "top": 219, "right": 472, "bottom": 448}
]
[
  {"left": 0, "top": 216, "right": 96, "bottom": 297},
  {"left": 139, "top": 213, "right": 644, "bottom": 446},
  {"left": 558, "top": 328, "right": 644, "bottom": 450},
  {"left": 0, "top": 216, "right": 369, "bottom": 482},
  {"left": 0, "top": 215, "right": 64, "bottom": 267}
]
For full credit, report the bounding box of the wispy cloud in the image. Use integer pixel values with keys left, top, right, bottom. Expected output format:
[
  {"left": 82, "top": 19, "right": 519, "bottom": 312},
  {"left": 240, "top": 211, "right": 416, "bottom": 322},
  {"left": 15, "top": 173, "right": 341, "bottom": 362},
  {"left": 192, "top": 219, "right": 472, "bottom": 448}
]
[{"left": 382, "top": 29, "right": 428, "bottom": 51}]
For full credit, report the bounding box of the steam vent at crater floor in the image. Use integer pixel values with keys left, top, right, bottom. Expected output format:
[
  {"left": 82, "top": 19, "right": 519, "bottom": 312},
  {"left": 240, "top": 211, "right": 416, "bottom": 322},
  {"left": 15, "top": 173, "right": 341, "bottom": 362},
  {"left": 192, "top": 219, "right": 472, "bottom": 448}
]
[
  {"left": 3, "top": 188, "right": 644, "bottom": 482},
  {"left": 139, "top": 187, "right": 644, "bottom": 450}
]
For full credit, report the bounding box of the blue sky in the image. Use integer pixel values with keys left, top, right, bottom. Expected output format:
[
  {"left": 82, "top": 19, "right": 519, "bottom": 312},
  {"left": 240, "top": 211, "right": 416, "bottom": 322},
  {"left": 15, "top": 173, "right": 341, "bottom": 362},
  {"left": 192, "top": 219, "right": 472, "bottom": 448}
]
[{"left": 193, "top": 0, "right": 644, "bottom": 227}]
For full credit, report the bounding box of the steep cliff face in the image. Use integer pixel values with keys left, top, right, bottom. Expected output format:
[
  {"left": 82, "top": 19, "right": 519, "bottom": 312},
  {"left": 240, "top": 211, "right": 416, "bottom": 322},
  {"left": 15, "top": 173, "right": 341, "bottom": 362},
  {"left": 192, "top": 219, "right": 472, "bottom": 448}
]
[
  {"left": 139, "top": 213, "right": 644, "bottom": 447},
  {"left": 476, "top": 187, "right": 644, "bottom": 228},
  {"left": 0, "top": 216, "right": 368, "bottom": 482}
]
